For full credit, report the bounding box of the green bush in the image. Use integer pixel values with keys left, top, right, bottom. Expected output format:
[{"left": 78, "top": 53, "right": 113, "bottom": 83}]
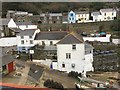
[
  {"left": 68, "top": 71, "right": 82, "bottom": 78},
  {"left": 44, "top": 79, "right": 64, "bottom": 89}
]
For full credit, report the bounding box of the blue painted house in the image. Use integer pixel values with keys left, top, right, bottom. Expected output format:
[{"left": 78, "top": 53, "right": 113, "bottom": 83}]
[{"left": 68, "top": 11, "right": 76, "bottom": 23}]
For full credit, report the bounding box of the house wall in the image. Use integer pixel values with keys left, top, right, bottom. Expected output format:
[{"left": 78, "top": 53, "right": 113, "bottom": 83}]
[
  {"left": 56, "top": 44, "right": 85, "bottom": 73},
  {"left": 8, "top": 19, "right": 17, "bottom": 28},
  {"left": 17, "top": 25, "right": 37, "bottom": 30},
  {"left": 112, "top": 39, "right": 120, "bottom": 45},
  {"left": 17, "top": 30, "right": 39, "bottom": 52},
  {"left": 83, "top": 34, "right": 111, "bottom": 42},
  {"left": 85, "top": 54, "right": 94, "bottom": 72},
  {"left": 68, "top": 11, "right": 76, "bottom": 23},
  {"left": 76, "top": 13, "right": 89, "bottom": 23},
  {"left": 0, "top": 37, "right": 17, "bottom": 46},
  {"left": 34, "top": 40, "right": 60, "bottom": 46},
  {"left": 92, "top": 15, "right": 103, "bottom": 22},
  {"left": 100, "top": 11, "right": 116, "bottom": 21}
]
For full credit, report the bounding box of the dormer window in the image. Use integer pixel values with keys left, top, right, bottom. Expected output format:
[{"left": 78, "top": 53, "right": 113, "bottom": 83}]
[{"left": 72, "top": 44, "right": 76, "bottom": 50}]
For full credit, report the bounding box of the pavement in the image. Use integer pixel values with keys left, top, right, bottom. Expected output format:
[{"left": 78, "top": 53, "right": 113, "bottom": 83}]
[{"left": 18, "top": 63, "right": 30, "bottom": 85}]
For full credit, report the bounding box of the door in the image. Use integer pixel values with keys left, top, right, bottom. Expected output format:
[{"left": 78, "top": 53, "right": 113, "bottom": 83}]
[{"left": 8, "top": 62, "right": 14, "bottom": 73}]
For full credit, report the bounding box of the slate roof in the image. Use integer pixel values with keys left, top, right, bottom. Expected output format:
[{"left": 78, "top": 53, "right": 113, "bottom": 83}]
[
  {"left": 0, "top": 18, "right": 11, "bottom": 25},
  {"left": 16, "top": 29, "right": 36, "bottom": 36},
  {"left": 100, "top": 8, "right": 116, "bottom": 12},
  {"left": 28, "top": 64, "right": 44, "bottom": 81},
  {"left": 35, "top": 31, "right": 68, "bottom": 40},
  {"left": 16, "top": 22, "right": 33, "bottom": 25},
  {"left": 0, "top": 46, "right": 16, "bottom": 67},
  {"left": 10, "top": 28, "right": 22, "bottom": 33},
  {"left": 76, "top": 11, "right": 89, "bottom": 14},
  {"left": 91, "top": 12, "right": 101, "bottom": 16},
  {"left": 0, "top": 55, "right": 15, "bottom": 67},
  {"left": 57, "top": 31, "right": 84, "bottom": 44}
]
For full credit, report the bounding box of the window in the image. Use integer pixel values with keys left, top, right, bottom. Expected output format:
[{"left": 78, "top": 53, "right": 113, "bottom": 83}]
[
  {"left": 70, "top": 13, "right": 73, "bottom": 16},
  {"left": 29, "top": 36, "right": 32, "bottom": 39},
  {"left": 71, "top": 63, "right": 75, "bottom": 68},
  {"left": 72, "top": 18, "right": 74, "bottom": 20},
  {"left": 50, "top": 41, "right": 53, "bottom": 45},
  {"left": 22, "top": 47, "right": 26, "bottom": 50},
  {"left": 66, "top": 53, "right": 71, "bottom": 59},
  {"left": 21, "top": 40, "right": 24, "bottom": 44},
  {"left": 85, "top": 18, "right": 86, "bottom": 20},
  {"left": 42, "top": 41, "right": 45, "bottom": 45},
  {"left": 2, "top": 65, "right": 7, "bottom": 71},
  {"left": 112, "top": 13, "right": 114, "bottom": 15},
  {"left": 72, "top": 45, "right": 76, "bottom": 50},
  {"left": 30, "top": 40, "right": 33, "bottom": 44},
  {"left": 69, "top": 18, "right": 71, "bottom": 20},
  {"left": 21, "top": 36, "right": 24, "bottom": 39},
  {"left": 104, "top": 13, "right": 106, "bottom": 16},
  {"left": 62, "top": 64, "right": 65, "bottom": 68},
  {"left": 104, "top": 18, "right": 106, "bottom": 19}
]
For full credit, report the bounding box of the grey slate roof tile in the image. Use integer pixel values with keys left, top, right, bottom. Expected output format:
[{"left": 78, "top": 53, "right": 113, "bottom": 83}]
[
  {"left": 35, "top": 31, "right": 68, "bottom": 40},
  {"left": 17, "top": 29, "right": 36, "bottom": 36},
  {"left": 57, "top": 31, "right": 84, "bottom": 44}
]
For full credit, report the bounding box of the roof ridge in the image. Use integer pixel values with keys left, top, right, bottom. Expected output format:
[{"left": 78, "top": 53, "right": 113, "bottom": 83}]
[
  {"left": 40, "top": 31, "right": 68, "bottom": 33},
  {"left": 70, "top": 32, "right": 84, "bottom": 43},
  {"left": 56, "top": 33, "right": 71, "bottom": 44}
]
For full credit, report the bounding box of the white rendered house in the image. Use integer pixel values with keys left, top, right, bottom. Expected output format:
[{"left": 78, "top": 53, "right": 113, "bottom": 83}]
[
  {"left": 16, "top": 29, "right": 40, "bottom": 53},
  {"left": 100, "top": 8, "right": 117, "bottom": 21},
  {"left": 34, "top": 31, "right": 68, "bottom": 46},
  {"left": 91, "top": 12, "right": 103, "bottom": 22},
  {"left": 76, "top": 11, "right": 90, "bottom": 23},
  {"left": 52, "top": 32, "right": 94, "bottom": 76}
]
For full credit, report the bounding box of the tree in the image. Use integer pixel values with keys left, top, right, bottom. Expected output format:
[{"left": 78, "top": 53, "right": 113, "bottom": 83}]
[
  {"left": 111, "top": 20, "right": 120, "bottom": 32},
  {"left": 90, "top": 2, "right": 105, "bottom": 11}
]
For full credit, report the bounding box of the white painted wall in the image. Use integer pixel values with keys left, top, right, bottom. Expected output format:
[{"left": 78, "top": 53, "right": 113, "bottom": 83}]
[
  {"left": 8, "top": 18, "right": 17, "bottom": 28},
  {"left": 33, "top": 59, "right": 52, "bottom": 67},
  {"left": 92, "top": 15, "right": 103, "bottom": 22},
  {"left": 83, "top": 34, "right": 111, "bottom": 42},
  {"left": 0, "top": 37, "right": 17, "bottom": 46},
  {"left": 56, "top": 44, "right": 85, "bottom": 73},
  {"left": 17, "top": 25, "right": 37, "bottom": 30},
  {"left": 100, "top": 11, "right": 116, "bottom": 21},
  {"left": 112, "top": 39, "right": 120, "bottom": 45},
  {"left": 76, "top": 13, "right": 90, "bottom": 23},
  {"left": 34, "top": 40, "right": 60, "bottom": 46},
  {"left": 17, "top": 29, "right": 39, "bottom": 47},
  {"left": 84, "top": 54, "right": 94, "bottom": 72},
  {"left": 17, "top": 35, "right": 34, "bottom": 47}
]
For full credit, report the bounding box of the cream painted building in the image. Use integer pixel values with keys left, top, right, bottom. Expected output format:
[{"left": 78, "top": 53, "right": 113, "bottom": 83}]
[
  {"left": 76, "top": 11, "right": 90, "bottom": 23},
  {"left": 100, "top": 8, "right": 117, "bottom": 21},
  {"left": 52, "top": 32, "right": 94, "bottom": 76}
]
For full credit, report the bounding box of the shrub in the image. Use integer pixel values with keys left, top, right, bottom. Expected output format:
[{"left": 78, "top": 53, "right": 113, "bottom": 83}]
[
  {"left": 68, "top": 71, "right": 82, "bottom": 78},
  {"left": 44, "top": 79, "right": 64, "bottom": 89}
]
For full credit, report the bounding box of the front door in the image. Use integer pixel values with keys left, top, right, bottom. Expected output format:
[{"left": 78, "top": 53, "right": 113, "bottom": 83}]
[{"left": 8, "top": 62, "right": 14, "bottom": 73}]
